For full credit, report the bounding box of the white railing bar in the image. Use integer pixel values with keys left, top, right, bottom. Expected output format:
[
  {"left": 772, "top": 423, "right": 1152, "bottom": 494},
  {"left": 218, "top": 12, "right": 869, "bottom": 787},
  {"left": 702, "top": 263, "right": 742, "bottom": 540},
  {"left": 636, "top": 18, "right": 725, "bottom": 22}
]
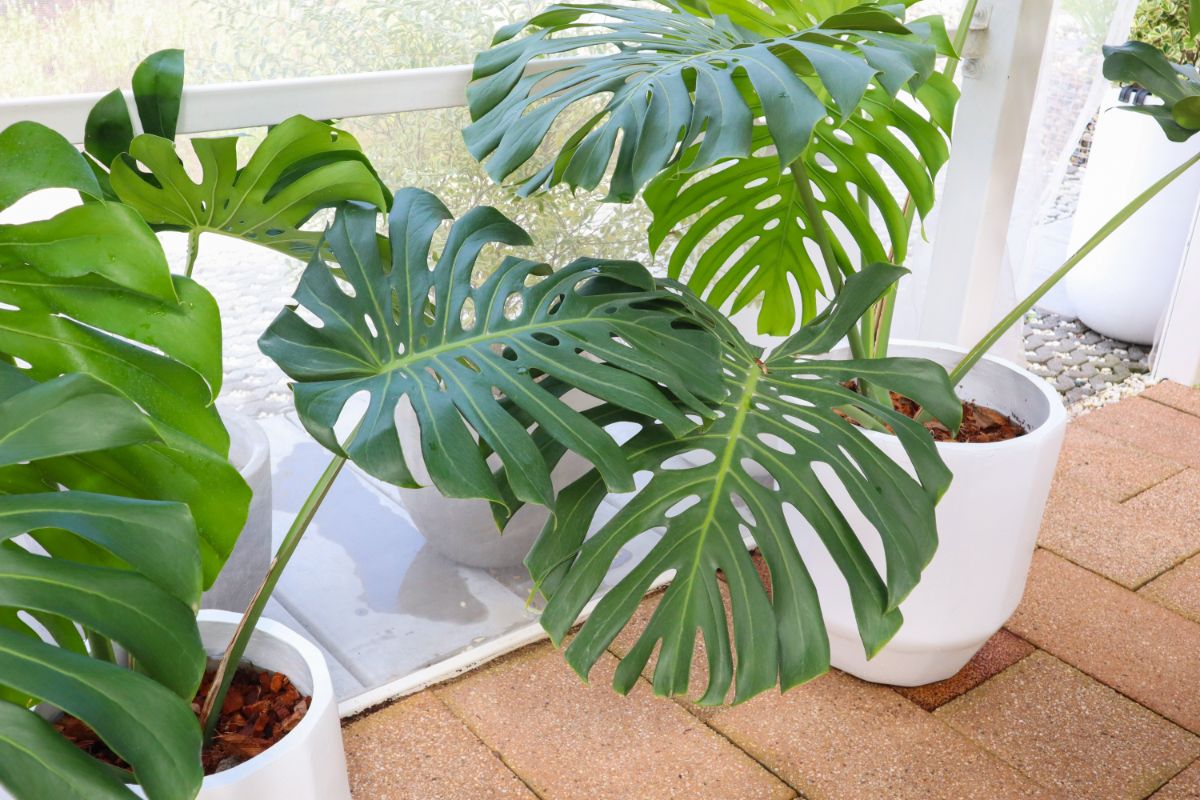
[{"left": 0, "top": 57, "right": 587, "bottom": 144}]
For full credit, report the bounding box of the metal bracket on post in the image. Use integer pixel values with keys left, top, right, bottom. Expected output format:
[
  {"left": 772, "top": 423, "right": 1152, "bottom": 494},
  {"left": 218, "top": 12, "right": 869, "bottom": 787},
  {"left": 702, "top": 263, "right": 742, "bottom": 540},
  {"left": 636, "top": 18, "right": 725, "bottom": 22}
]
[{"left": 918, "top": 0, "right": 1055, "bottom": 352}]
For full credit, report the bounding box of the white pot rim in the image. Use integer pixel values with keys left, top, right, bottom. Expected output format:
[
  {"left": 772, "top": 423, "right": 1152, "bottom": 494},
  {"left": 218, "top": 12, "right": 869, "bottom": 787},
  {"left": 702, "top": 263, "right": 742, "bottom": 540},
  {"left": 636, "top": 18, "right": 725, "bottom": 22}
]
[
  {"left": 195, "top": 610, "right": 335, "bottom": 789},
  {"left": 863, "top": 338, "right": 1066, "bottom": 454},
  {"left": 215, "top": 408, "right": 271, "bottom": 481}
]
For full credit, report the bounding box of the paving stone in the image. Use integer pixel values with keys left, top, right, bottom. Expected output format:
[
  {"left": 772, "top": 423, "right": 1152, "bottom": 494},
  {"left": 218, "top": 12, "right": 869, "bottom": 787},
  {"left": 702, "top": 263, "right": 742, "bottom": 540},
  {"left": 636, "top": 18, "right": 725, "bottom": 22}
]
[
  {"left": 707, "top": 670, "right": 1051, "bottom": 800},
  {"left": 1076, "top": 397, "right": 1200, "bottom": 469},
  {"left": 343, "top": 691, "right": 536, "bottom": 800},
  {"left": 436, "top": 642, "right": 793, "bottom": 800},
  {"left": 1152, "top": 760, "right": 1200, "bottom": 799},
  {"left": 1053, "top": 426, "right": 1183, "bottom": 502},
  {"left": 1141, "top": 554, "right": 1200, "bottom": 624},
  {"left": 1037, "top": 472, "right": 1200, "bottom": 588},
  {"left": 1145, "top": 381, "right": 1200, "bottom": 419},
  {"left": 1007, "top": 550, "right": 1200, "bottom": 734},
  {"left": 938, "top": 651, "right": 1200, "bottom": 800},
  {"left": 892, "top": 630, "right": 1035, "bottom": 711}
]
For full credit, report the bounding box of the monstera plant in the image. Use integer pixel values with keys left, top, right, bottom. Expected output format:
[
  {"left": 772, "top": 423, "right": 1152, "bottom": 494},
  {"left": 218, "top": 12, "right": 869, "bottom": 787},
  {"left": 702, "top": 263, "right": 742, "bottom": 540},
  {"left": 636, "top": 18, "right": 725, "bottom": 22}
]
[
  {"left": 0, "top": 122, "right": 248, "bottom": 799},
  {"left": 82, "top": 50, "right": 389, "bottom": 275}
]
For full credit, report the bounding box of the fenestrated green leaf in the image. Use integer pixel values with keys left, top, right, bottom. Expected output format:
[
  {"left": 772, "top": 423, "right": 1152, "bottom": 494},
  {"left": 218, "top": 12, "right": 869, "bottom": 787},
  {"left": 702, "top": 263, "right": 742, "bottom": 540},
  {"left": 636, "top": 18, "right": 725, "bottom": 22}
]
[
  {"left": 109, "top": 115, "right": 390, "bottom": 263},
  {"left": 464, "top": 1, "right": 943, "bottom": 201},
  {"left": 527, "top": 264, "right": 959, "bottom": 704},
  {"left": 0, "top": 630, "right": 202, "bottom": 800},
  {"left": 1104, "top": 41, "right": 1200, "bottom": 142},
  {"left": 260, "top": 188, "right": 723, "bottom": 514},
  {"left": 646, "top": 72, "right": 955, "bottom": 334},
  {"left": 0, "top": 703, "right": 136, "bottom": 800},
  {"left": 0, "top": 370, "right": 208, "bottom": 800}
]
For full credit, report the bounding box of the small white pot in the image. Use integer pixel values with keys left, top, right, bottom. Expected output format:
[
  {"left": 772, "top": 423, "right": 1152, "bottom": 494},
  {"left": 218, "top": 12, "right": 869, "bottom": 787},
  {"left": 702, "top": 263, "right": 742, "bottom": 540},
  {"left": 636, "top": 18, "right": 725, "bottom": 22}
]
[
  {"left": 203, "top": 411, "right": 272, "bottom": 612},
  {"left": 792, "top": 341, "right": 1066, "bottom": 686},
  {"left": 169, "top": 611, "right": 350, "bottom": 800},
  {"left": 0, "top": 613, "right": 350, "bottom": 800},
  {"left": 1064, "top": 88, "right": 1200, "bottom": 344}
]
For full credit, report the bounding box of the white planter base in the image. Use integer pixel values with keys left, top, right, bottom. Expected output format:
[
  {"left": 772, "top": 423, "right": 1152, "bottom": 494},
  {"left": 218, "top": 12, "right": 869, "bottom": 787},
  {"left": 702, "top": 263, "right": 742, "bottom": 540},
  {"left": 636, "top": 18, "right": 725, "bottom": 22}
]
[{"left": 793, "top": 341, "right": 1067, "bottom": 686}]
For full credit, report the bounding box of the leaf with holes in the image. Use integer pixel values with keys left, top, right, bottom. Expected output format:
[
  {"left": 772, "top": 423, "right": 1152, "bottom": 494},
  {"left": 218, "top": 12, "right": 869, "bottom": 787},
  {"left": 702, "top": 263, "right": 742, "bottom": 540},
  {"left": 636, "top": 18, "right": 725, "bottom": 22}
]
[
  {"left": 464, "top": 1, "right": 946, "bottom": 202},
  {"left": 260, "top": 187, "right": 724, "bottom": 514},
  {"left": 107, "top": 114, "right": 389, "bottom": 264},
  {"left": 645, "top": 72, "right": 956, "bottom": 335},
  {"left": 0, "top": 366, "right": 207, "bottom": 800},
  {"left": 525, "top": 263, "right": 961, "bottom": 704},
  {"left": 0, "top": 121, "right": 249, "bottom": 585}
]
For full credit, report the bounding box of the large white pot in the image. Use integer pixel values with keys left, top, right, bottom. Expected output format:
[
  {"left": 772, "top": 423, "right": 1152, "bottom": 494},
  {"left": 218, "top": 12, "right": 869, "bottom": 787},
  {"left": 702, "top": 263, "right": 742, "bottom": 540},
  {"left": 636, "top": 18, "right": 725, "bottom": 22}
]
[
  {"left": 0, "top": 612, "right": 350, "bottom": 800},
  {"left": 390, "top": 394, "right": 594, "bottom": 569},
  {"left": 203, "top": 411, "right": 273, "bottom": 612},
  {"left": 792, "top": 341, "right": 1067, "bottom": 686},
  {"left": 1064, "top": 88, "right": 1200, "bottom": 344}
]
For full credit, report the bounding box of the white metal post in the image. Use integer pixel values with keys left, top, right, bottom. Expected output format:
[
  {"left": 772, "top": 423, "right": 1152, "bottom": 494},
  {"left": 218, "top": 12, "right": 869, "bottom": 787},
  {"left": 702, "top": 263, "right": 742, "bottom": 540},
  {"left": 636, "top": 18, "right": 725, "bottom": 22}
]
[
  {"left": 919, "top": 0, "right": 1055, "bottom": 349},
  {"left": 1153, "top": 202, "right": 1200, "bottom": 385}
]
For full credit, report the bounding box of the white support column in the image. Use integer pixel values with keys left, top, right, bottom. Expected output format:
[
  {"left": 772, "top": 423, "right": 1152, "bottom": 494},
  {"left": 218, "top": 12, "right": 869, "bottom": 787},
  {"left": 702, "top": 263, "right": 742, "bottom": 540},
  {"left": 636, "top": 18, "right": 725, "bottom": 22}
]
[
  {"left": 919, "top": 0, "right": 1055, "bottom": 348},
  {"left": 1153, "top": 201, "right": 1200, "bottom": 386}
]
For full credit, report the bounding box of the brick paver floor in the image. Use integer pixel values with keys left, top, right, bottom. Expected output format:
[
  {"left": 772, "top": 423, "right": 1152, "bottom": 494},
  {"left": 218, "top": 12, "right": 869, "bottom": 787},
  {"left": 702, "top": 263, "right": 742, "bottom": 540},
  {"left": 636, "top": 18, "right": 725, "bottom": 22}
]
[{"left": 342, "top": 382, "right": 1200, "bottom": 799}]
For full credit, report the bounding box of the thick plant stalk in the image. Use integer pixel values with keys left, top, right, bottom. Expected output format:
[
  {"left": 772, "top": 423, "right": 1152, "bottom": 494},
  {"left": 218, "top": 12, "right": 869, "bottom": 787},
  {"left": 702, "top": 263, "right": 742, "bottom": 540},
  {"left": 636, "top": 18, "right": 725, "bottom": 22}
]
[
  {"left": 185, "top": 229, "right": 200, "bottom": 278},
  {"left": 944, "top": 148, "right": 1200, "bottom": 389},
  {"left": 200, "top": 451, "right": 348, "bottom": 741}
]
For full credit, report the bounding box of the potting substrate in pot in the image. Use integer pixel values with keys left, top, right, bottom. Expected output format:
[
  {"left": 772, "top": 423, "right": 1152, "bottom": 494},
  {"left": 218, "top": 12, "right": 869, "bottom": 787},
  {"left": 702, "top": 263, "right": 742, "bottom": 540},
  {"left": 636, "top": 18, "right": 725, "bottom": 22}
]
[
  {"left": 792, "top": 341, "right": 1067, "bottom": 686},
  {"left": 34, "top": 612, "right": 351, "bottom": 800}
]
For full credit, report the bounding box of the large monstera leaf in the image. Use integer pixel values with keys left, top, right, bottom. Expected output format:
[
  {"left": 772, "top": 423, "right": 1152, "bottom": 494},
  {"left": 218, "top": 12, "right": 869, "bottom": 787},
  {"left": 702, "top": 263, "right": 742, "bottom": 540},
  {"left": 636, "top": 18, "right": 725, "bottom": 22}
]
[
  {"left": 646, "top": 73, "right": 956, "bottom": 334},
  {"left": 526, "top": 263, "right": 961, "bottom": 703},
  {"left": 108, "top": 115, "right": 389, "bottom": 264},
  {"left": 1103, "top": 41, "right": 1200, "bottom": 142},
  {"left": 260, "top": 189, "right": 724, "bottom": 514},
  {"left": 464, "top": 1, "right": 947, "bottom": 201},
  {"left": 0, "top": 121, "right": 249, "bottom": 583},
  {"left": 0, "top": 366, "right": 207, "bottom": 800}
]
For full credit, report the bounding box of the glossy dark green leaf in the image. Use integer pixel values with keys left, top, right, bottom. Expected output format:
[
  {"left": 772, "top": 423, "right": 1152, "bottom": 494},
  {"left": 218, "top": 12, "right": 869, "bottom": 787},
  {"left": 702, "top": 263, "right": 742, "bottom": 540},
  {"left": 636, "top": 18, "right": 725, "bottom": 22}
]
[
  {"left": 261, "top": 188, "right": 723, "bottom": 513},
  {"left": 132, "top": 49, "right": 185, "bottom": 141},
  {"left": 527, "top": 264, "right": 959, "bottom": 704},
  {"left": 0, "top": 370, "right": 207, "bottom": 800},
  {"left": 646, "top": 73, "right": 955, "bottom": 334},
  {"left": 0, "top": 630, "right": 202, "bottom": 800},
  {"left": 464, "top": 1, "right": 941, "bottom": 201},
  {"left": 0, "top": 703, "right": 137, "bottom": 800},
  {"left": 110, "top": 115, "right": 389, "bottom": 263},
  {"left": 84, "top": 90, "right": 135, "bottom": 172},
  {"left": 1104, "top": 41, "right": 1200, "bottom": 141}
]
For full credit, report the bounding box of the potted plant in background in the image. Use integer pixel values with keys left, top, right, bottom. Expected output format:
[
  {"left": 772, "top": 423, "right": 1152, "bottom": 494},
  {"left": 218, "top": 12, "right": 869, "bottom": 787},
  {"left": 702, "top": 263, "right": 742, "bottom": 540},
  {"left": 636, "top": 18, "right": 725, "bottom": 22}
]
[
  {"left": 461, "top": 0, "right": 1074, "bottom": 687},
  {"left": 1064, "top": 0, "right": 1200, "bottom": 344}
]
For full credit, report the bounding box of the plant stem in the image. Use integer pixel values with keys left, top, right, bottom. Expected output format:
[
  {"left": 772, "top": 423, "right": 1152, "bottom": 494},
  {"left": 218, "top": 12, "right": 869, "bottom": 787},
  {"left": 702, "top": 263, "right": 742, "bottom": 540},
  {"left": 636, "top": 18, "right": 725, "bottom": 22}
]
[
  {"left": 870, "top": 0, "right": 979, "bottom": 358},
  {"left": 945, "top": 148, "right": 1200, "bottom": 389},
  {"left": 200, "top": 451, "right": 349, "bottom": 742},
  {"left": 184, "top": 229, "right": 200, "bottom": 278},
  {"left": 87, "top": 631, "right": 116, "bottom": 664},
  {"left": 790, "top": 161, "right": 869, "bottom": 358}
]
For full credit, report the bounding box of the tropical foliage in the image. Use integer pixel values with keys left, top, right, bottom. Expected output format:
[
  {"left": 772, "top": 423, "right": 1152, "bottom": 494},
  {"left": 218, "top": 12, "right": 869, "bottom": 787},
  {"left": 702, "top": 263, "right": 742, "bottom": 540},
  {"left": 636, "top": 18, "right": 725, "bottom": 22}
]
[
  {"left": 0, "top": 121, "right": 244, "bottom": 800},
  {"left": 464, "top": 0, "right": 958, "bottom": 334},
  {"left": 1104, "top": 40, "right": 1200, "bottom": 140},
  {"left": 526, "top": 264, "right": 960, "bottom": 700},
  {"left": 260, "top": 188, "right": 725, "bottom": 516}
]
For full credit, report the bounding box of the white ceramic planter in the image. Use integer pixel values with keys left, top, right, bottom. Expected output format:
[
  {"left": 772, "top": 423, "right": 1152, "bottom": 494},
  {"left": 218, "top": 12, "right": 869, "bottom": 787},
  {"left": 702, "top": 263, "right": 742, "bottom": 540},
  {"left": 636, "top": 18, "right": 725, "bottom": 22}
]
[
  {"left": 0, "top": 612, "right": 349, "bottom": 800},
  {"left": 792, "top": 341, "right": 1067, "bottom": 686},
  {"left": 203, "top": 411, "right": 273, "bottom": 612},
  {"left": 391, "top": 393, "right": 594, "bottom": 569},
  {"left": 163, "top": 611, "right": 350, "bottom": 800},
  {"left": 1064, "top": 88, "right": 1200, "bottom": 344}
]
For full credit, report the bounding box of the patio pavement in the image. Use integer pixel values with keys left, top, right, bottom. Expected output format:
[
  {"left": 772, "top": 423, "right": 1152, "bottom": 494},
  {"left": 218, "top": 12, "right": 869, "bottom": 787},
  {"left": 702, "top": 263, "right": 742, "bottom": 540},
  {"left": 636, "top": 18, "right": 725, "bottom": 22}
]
[{"left": 340, "top": 381, "right": 1200, "bottom": 800}]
